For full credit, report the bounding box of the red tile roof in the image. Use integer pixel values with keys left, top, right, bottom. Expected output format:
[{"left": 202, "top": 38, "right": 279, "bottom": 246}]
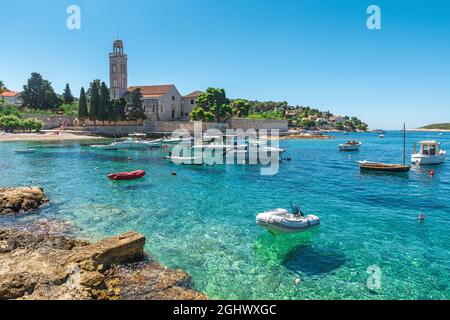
[
  {"left": 0, "top": 91, "right": 20, "bottom": 97},
  {"left": 128, "top": 85, "right": 175, "bottom": 97},
  {"left": 183, "top": 90, "right": 203, "bottom": 98}
]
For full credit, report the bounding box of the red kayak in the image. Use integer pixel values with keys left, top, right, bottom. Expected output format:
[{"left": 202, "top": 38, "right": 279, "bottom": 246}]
[{"left": 108, "top": 170, "right": 146, "bottom": 181}]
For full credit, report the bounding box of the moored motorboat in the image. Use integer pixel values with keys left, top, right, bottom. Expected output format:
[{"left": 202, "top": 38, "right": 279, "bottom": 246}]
[
  {"left": 115, "top": 138, "right": 158, "bottom": 150},
  {"left": 14, "top": 149, "right": 36, "bottom": 154},
  {"left": 107, "top": 170, "right": 146, "bottom": 180},
  {"left": 90, "top": 142, "right": 119, "bottom": 150},
  {"left": 256, "top": 206, "right": 320, "bottom": 234},
  {"left": 166, "top": 155, "right": 203, "bottom": 165},
  {"left": 339, "top": 141, "right": 361, "bottom": 151},
  {"left": 411, "top": 141, "right": 446, "bottom": 165},
  {"left": 162, "top": 136, "right": 193, "bottom": 144},
  {"left": 259, "top": 146, "right": 287, "bottom": 154}
]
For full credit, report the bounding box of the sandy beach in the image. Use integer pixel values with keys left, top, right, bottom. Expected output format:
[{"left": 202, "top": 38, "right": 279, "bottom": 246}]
[{"left": 0, "top": 131, "right": 104, "bottom": 142}]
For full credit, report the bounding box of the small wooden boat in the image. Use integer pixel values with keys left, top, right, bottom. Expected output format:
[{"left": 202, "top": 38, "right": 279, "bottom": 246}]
[
  {"left": 360, "top": 124, "right": 410, "bottom": 173},
  {"left": 358, "top": 161, "right": 411, "bottom": 173},
  {"left": 107, "top": 170, "right": 146, "bottom": 181}
]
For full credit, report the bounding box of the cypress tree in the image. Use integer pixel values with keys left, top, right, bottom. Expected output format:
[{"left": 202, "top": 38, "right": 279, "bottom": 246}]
[
  {"left": 98, "top": 82, "right": 110, "bottom": 125},
  {"left": 78, "top": 87, "right": 88, "bottom": 124},
  {"left": 63, "top": 83, "right": 74, "bottom": 104},
  {"left": 89, "top": 81, "right": 99, "bottom": 126}
]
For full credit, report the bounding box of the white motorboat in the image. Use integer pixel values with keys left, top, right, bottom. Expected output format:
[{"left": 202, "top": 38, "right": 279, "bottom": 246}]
[
  {"left": 256, "top": 206, "right": 320, "bottom": 234},
  {"left": 91, "top": 138, "right": 160, "bottom": 150},
  {"left": 259, "top": 146, "right": 287, "bottom": 154},
  {"left": 14, "top": 148, "right": 36, "bottom": 154},
  {"left": 90, "top": 142, "right": 119, "bottom": 150},
  {"left": 411, "top": 140, "right": 446, "bottom": 165},
  {"left": 115, "top": 138, "right": 159, "bottom": 150},
  {"left": 339, "top": 141, "right": 362, "bottom": 151},
  {"left": 165, "top": 155, "right": 203, "bottom": 165},
  {"left": 162, "top": 136, "right": 193, "bottom": 144},
  {"left": 248, "top": 138, "right": 267, "bottom": 147}
]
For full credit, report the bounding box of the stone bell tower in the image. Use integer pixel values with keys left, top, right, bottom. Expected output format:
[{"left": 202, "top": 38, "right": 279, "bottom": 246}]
[{"left": 109, "top": 39, "right": 128, "bottom": 99}]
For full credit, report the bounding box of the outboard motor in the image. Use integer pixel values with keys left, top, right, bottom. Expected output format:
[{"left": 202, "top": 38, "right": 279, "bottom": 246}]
[{"left": 290, "top": 202, "right": 304, "bottom": 217}]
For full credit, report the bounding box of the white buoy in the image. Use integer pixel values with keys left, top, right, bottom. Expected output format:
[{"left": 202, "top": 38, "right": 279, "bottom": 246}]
[{"left": 295, "top": 277, "right": 301, "bottom": 285}]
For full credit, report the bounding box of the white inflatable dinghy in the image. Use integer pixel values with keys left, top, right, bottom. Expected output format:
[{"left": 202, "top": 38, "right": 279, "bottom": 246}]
[{"left": 256, "top": 208, "right": 320, "bottom": 234}]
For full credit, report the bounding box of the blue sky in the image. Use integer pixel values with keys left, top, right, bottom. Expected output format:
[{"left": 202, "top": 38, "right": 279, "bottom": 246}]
[{"left": 1, "top": 0, "right": 449, "bottom": 129}]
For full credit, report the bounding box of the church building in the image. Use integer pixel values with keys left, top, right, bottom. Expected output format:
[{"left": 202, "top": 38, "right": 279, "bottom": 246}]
[{"left": 109, "top": 39, "right": 201, "bottom": 121}]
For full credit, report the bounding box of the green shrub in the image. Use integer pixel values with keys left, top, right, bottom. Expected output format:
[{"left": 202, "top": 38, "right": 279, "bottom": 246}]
[
  {"left": 0, "top": 115, "right": 44, "bottom": 132},
  {"left": 59, "top": 102, "right": 79, "bottom": 116},
  {"left": 0, "top": 115, "right": 21, "bottom": 132},
  {"left": 0, "top": 105, "right": 22, "bottom": 118}
]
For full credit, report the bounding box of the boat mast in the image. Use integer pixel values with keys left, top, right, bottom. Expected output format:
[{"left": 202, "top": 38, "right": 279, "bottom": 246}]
[{"left": 403, "top": 123, "right": 406, "bottom": 165}]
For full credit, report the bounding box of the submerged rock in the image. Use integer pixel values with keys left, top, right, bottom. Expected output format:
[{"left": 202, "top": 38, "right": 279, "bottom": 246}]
[
  {"left": 0, "top": 187, "right": 49, "bottom": 216},
  {"left": 0, "top": 228, "right": 206, "bottom": 300}
]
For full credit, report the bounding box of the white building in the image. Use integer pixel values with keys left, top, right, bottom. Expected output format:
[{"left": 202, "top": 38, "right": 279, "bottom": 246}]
[
  {"left": 129, "top": 84, "right": 183, "bottom": 121},
  {"left": 0, "top": 91, "right": 22, "bottom": 106},
  {"left": 182, "top": 91, "right": 203, "bottom": 120},
  {"left": 109, "top": 39, "right": 200, "bottom": 121}
]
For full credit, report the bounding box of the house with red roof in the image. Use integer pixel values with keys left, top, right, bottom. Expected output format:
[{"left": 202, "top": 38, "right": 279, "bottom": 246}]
[{"left": 0, "top": 91, "right": 22, "bottom": 106}]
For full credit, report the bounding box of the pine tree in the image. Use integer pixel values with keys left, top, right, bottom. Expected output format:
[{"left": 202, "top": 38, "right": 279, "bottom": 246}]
[
  {"left": 125, "top": 89, "right": 146, "bottom": 122},
  {"left": 98, "top": 82, "right": 110, "bottom": 125},
  {"left": 78, "top": 87, "right": 88, "bottom": 124},
  {"left": 89, "top": 81, "right": 100, "bottom": 126},
  {"left": 63, "top": 83, "right": 74, "bottom": 104}
]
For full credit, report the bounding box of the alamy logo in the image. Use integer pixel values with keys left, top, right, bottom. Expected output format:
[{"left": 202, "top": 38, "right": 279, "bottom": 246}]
[
  {"left": 367, "top": 5, "right": 382, "bottom": 30},
  {"left": 66, "top": 5, "right": 81, "bottom": 30}
]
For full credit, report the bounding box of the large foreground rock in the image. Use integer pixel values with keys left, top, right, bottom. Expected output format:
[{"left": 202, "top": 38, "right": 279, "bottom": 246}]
[
  {"left": 0, "top": 228, "right": 206, "bottom": 300},
  {"left": 0, "top": 187, "right": 48, "bottom": 216}
]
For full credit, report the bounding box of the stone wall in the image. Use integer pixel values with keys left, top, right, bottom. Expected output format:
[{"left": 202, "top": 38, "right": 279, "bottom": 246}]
[
  {"left": 73, "top": 125, "right": 145, "bottom": 137},
  {"left": 230, "top": 119, "right": 289, "bottom": 132},
  {"left": 82, "top": 119, "right": 144, "bottom": 127},
  {"left": 23, "top": 114, "right": 77, "bottom": 130}
]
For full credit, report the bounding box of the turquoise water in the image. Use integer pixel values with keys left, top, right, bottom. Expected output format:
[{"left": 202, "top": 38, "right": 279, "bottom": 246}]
[{"left": 1, "top": 131, "right": 449, "bottom": 300}]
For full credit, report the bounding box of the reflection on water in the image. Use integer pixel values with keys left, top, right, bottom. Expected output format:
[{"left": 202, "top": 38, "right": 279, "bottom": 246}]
[{"left": 253, "top": 229, "right": 320, "bottom": 266}]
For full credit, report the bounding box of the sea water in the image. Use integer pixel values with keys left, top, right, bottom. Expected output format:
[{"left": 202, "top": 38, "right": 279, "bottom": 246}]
[{"left": 0, "top": 131, "right": 449, "bottom": 299}]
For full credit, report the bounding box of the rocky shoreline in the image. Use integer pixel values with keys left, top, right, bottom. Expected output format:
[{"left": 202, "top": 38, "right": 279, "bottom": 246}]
[
  {"left": 0, "top": 187, "right": 206, "bottom": 300},
  {"left": 0, "top": 187, "right": 48, "bottom": 216}
]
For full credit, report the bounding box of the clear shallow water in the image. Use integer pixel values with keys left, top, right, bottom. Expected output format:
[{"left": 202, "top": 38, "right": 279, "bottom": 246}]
[{"left": 1, "top": 131, "right": 449, "bottom": 300}]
